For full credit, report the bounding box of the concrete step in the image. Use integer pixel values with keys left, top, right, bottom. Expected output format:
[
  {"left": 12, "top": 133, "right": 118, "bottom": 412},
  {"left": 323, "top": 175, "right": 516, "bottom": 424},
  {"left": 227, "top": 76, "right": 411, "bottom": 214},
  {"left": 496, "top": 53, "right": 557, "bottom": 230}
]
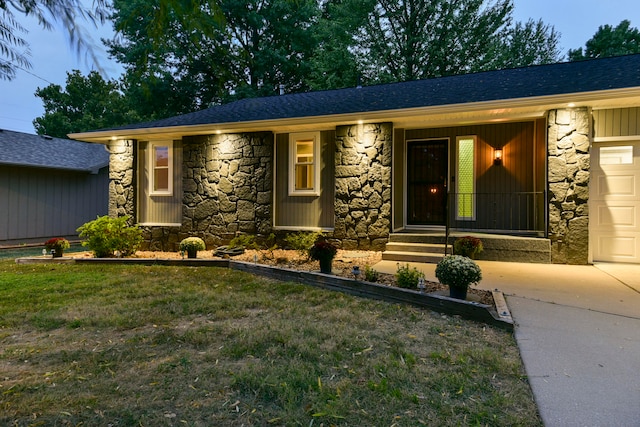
[
  {"left": 386, "top": 232, "right": 552, "bottom": 263},
  {"left": 384, "top": 242, "right": 452, "bottom": 255},
  {"left": 382, "top": 250, "right": 446, "bottom": 264}
]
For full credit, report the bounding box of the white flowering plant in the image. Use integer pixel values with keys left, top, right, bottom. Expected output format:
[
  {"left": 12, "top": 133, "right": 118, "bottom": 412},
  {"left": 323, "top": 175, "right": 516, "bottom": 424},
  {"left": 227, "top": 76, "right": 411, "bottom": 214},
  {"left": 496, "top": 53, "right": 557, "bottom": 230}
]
[{"left": 435, "top": 255, "right": 482, "bottom": 290}]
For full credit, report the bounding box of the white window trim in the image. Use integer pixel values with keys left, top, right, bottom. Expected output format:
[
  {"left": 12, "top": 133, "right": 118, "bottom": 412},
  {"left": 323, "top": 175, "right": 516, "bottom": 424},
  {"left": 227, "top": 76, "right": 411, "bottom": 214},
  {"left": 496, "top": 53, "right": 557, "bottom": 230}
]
[
  {"left": 288, "top": 131, "right": 320, "bottom": 196},
  {"left": 455, "top": 135, "right": 476, "bottom": 221},
  {"left": 149, "top": 141, "right": 173, "bottom": 196}
]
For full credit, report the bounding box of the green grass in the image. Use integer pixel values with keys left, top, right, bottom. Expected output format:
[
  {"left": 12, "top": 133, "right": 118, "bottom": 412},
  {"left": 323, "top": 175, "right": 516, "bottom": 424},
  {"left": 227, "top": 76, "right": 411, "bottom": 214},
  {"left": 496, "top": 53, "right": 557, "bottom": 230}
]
[{"left": 0, "top": 260, "right": 541, "bottom": 426}]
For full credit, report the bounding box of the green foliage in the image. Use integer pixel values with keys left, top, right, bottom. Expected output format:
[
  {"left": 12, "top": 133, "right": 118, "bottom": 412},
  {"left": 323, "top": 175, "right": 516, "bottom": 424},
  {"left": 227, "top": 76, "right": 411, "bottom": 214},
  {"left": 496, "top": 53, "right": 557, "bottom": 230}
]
[
  {"left": 569, "top": 20, "right": 640, "bottom": 61},
  {"left": 33, "top": 70, "right": 141, "bottom": 138},
  {"left": 395, "top": 263, "right": 425, "bottom": 289},
  {"left": 228, "top": 234, "right": 258, "bottom": 250},
  {"left": 76, "top": 215, "right": 143, "bottom": 258},
  {"left": 179, "top": 237, "right": 206, "bottom": 252},
  {"left": 284, "top": 231, "right": 321, "bottom": 258},
  {"left": 364, "top": 265, "right": 379, "bottom": 282},
  {"left": 435, "top": 255, "right": 482, "bottom": 289},
  {"left": 0, "top": 0, "right": 109, "bottom": 81}
]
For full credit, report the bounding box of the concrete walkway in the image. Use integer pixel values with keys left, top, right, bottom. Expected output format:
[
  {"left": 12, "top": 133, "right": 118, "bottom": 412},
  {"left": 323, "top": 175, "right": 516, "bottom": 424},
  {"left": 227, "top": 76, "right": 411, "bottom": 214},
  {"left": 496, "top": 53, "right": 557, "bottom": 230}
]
[{"left": 372, "top": 260, "right": 640, "bottom": 427}]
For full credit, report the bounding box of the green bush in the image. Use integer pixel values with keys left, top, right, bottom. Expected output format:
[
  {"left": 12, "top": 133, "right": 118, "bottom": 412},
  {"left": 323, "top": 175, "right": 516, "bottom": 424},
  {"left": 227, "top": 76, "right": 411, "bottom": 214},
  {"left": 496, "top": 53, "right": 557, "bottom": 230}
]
[
  {"left": 364, "top": 265, "right": 379, "bottom": 282},
  {"left": 77, "top": 215, "right": 143, "bottom": 258},
  {"left": 228, "top": 233, "right": 258, "bottom": 250},
  {"left": 284, "top": 231, "right": 321, "bottom": 258},
  {"left": 395, "top": 263, "right": 425, "bottom": 289}
]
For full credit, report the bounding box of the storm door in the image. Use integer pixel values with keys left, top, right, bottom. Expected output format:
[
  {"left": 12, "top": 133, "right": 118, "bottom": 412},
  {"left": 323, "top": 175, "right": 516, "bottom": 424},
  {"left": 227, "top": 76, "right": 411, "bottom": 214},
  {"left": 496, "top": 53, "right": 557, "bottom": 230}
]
[{"left": 407, "top": 139, "right": 448, "bottom": 225}]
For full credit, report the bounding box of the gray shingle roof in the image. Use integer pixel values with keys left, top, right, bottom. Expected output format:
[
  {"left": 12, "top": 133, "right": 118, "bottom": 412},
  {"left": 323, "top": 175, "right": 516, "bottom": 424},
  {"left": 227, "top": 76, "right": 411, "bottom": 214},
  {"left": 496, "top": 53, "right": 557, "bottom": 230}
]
[
  {"left": 101, "top": 54, "right": 640, "bottom": 132},
  {"left": 0, "top": 129, "right": 109, "bottom": 172}
]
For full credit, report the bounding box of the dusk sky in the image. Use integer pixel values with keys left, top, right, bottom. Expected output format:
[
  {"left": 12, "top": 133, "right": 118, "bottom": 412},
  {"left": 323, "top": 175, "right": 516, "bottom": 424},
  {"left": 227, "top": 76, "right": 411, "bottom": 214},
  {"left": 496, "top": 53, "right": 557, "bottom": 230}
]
[{"left": 1, "top": 0, "right": 639, "bottom": 135}]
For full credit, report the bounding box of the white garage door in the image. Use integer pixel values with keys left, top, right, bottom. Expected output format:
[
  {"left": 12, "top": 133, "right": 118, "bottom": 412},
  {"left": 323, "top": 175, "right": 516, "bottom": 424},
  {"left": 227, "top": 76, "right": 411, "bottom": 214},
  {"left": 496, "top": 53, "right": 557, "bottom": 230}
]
[{"left": 591, "top": 142, "right": 640, "bottom": 263}]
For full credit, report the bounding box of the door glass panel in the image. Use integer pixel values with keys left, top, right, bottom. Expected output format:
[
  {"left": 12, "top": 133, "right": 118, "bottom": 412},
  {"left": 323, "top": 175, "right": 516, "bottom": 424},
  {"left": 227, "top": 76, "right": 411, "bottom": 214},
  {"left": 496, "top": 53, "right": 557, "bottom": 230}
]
[
  {"left": 407, "top": 140, "right": 448, "bottom": 225},
  {"left": 600, "top": 146, "right": 633, "bottom": 165}
]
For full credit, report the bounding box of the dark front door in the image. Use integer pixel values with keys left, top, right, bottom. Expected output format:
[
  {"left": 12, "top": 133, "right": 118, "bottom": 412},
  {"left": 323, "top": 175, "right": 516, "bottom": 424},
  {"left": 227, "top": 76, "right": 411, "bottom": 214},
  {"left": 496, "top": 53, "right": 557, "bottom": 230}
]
[{"left": 407, "top": 139, "right": 448, "bottom": 225}]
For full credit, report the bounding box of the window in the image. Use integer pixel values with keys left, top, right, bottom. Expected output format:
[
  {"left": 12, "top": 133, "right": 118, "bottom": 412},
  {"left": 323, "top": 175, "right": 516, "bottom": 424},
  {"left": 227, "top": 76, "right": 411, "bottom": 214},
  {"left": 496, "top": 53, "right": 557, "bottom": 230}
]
[
  {"left": 456, "top": 136, "right": 476, "bottom": 220},
  {"left": 289, "top": 132, "right": 320, "bottom": 196},
  {"left": 150, "top": 141, "right": 173, "bottom": 195},
  {"left": 600, "top": 146, "right": 633, "bottom": 165}
]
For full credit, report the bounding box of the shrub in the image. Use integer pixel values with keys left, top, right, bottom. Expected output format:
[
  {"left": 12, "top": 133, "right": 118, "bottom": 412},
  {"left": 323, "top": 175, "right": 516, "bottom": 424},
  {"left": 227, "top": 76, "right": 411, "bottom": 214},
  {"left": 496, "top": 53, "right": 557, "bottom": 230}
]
[
  {"left": 395, "top": 263, "right": 425, "bottom": 289},
  {"left": 284, "top": 231, "right": 321, "bottom": 258},
  {"left": 228, "top": 233, "right": 258, "bottom": 250},
  {"left": 77, "top": 215, "right": 143, "bottom": 258},
  {"left": 435, "top": 255, "right": 482, "bottom": 289},
  {"left": 364, "top": 265, "right": 380, "bottom": 282}
]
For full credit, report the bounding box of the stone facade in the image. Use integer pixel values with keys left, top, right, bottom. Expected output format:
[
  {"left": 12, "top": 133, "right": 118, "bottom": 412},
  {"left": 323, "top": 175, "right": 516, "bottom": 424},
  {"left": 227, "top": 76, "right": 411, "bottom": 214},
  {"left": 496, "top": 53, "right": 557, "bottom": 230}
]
[
  {"left": 106, "top": 139, "right": 136, "bottom": 221},
  {"left": 108, "top": 133, "right": 273, "bottom": 251},
  {"left": 333, "top": 123, "right": 392, "bottom": 250},
  {"left": 180, "top": 132, "right": 273, "bottom": 248},
  {"left": 547, "top": 108, "right": 591, "bottom": 264}
]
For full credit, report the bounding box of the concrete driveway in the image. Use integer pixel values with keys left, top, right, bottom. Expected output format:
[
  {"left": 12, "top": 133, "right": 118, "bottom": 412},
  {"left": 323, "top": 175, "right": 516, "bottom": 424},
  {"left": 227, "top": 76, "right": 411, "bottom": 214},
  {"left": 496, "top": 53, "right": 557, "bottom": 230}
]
[{"left": 372, "top": 260, "right": 640, "bottom": 426}]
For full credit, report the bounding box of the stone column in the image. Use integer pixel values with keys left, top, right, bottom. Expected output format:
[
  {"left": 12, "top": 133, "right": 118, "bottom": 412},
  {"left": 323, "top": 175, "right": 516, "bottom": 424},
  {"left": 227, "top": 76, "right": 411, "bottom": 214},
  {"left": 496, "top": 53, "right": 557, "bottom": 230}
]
[
  {"left": 547, "top": 108, "right": 591, "bottom": 264},
  {"left": 107, "top": 139, "right": 135, "bottom": 222},
  {"left": 334, "top": 123, "right": 392, "bottom": 250},
  {"left": 181, "top": 132, "right": 273, "bottom": 248}
]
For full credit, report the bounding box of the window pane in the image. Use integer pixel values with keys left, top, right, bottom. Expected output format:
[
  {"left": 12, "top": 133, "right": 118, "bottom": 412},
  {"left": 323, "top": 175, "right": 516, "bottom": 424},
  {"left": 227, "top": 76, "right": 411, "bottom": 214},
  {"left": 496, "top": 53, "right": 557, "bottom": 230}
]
[
  {"left": 600, "top": 146, "right": 633, "bottom": 165},
  {"left": 295, "top": 164, "right": 313, "bottom": 190},
  {"left": 154, "top": 168, "right": 169, "bottom": 191},
  {"left": 155, "top": 146, "right": 169, "bottom": 167},
  {"left": 457, "top": 138, "right": 475, "bottom": 219}
]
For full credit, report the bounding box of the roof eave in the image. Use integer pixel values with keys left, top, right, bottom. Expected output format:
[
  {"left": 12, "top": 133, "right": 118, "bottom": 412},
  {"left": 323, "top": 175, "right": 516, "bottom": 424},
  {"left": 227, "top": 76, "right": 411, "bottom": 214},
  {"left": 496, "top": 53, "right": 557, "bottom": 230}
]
[{"left": 69, "top": 87, "right": 640, "bottom": 143}]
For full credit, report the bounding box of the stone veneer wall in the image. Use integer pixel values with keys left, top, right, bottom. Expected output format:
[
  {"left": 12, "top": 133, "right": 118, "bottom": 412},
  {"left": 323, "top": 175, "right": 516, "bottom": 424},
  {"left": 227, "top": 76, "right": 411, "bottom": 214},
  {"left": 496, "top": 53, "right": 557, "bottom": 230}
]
[
  {"left": 547, "top": 108, "right": 590, "bottom": 264},
  {"left": 333, "top": 123, "right": 392, "bottom": 250},
  {"left": 176, "top": 132, "right": 273, "bottom": 249},
  {"left": 107, "top": 139, "right": 136, "bottom": 221}
]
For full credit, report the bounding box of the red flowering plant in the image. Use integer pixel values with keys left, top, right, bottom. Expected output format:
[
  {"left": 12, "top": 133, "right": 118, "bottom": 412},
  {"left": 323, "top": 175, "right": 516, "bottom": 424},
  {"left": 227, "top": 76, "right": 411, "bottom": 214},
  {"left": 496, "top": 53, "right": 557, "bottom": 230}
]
[
  {"left": 453, "top": 236, "right": 483, "bottom": 259},
  {"left": 44, "top": 237, "right": 70, "bottom": 256},
  {"left": 308, "top": 237, "right": 337, "bottom": 262}
]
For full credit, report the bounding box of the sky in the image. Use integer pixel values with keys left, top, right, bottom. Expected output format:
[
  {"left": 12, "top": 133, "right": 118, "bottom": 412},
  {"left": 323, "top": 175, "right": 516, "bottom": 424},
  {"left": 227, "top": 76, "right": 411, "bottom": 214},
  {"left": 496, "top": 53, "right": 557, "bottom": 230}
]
[{"left": 1, "top": 0, "right": 639, "bottom": 135}]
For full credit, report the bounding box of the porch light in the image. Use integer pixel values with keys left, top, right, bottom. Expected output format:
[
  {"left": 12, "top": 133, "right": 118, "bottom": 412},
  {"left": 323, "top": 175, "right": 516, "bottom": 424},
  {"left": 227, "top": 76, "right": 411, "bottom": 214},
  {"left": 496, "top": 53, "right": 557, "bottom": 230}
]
[
  {"left": 430, "top": 187, "right": 438, "bottom": 194},
  {"left": 494, "top": 148, "right": 503, "bottom": 165}
]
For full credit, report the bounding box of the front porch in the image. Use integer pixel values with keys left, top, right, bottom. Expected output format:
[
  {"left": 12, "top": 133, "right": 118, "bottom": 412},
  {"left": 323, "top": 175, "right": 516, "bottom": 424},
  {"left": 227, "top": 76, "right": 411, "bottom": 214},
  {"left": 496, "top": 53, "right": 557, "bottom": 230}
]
[{"left": 383, "top": 231, "right": 551, "bottom": 264}]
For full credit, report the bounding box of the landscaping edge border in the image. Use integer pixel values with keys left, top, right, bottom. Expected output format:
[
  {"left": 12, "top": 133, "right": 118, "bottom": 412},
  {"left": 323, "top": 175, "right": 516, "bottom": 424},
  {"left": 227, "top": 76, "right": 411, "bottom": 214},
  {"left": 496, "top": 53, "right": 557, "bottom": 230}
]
[{"left": 16, "top": 256, "right": 514, "bottom": 331}]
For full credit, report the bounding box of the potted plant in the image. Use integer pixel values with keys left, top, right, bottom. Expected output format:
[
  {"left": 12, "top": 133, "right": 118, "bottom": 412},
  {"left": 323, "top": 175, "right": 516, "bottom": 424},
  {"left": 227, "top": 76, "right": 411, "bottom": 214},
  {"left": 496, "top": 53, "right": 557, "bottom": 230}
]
[
  {"left": 453, "top": 236, "right": 483, "bottom": 259},
  {"left": 179, "top": 237, "right": 206, "bottom": 259},
  {"left": 44, "top": 237, "right": 70, "bottom": 258},
  {"left": 308, "top": 237, "right": 337, "bottom": 274},
  {"left": 435, "top": 255, "right": 482, "bottom": 300}
]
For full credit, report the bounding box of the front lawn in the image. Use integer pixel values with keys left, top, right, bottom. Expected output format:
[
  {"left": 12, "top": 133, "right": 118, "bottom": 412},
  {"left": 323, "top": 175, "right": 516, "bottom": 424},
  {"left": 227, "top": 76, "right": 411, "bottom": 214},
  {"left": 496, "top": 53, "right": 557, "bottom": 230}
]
[{"left": 0, "top": 260, "right": 540, "bottom": 426}]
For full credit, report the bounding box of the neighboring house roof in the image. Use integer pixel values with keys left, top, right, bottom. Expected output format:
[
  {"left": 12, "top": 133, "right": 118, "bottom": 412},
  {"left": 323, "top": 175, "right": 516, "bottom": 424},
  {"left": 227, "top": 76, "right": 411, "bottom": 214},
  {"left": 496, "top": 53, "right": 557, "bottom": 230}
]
[
  {"left": 72, "top": 54, "right": 640, "bottom": 141},
  {"left": 0, "top": 129, "right": 109, "bottom": 173}
]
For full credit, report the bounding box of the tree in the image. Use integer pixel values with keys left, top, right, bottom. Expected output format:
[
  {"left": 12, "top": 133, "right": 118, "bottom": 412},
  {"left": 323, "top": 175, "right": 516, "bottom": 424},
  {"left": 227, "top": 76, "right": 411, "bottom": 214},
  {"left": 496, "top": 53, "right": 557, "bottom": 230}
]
[
  {"left": 569, "top": 20, "right": 640, "bottom": 61},
  {"left": 493, "top": 19, "right": 562, "bottom": 68},
  {"left": 105, "top": 0, "right": 320, "bottom": 118},
  {"left": 33, "top": 70, "right": 140, "bottom": 138},
  {"left": 0, "top": 0, "right": 108, "bottom": 80},
  {"left": 352, "top": 0, "right": 515, "bottom": 82}
]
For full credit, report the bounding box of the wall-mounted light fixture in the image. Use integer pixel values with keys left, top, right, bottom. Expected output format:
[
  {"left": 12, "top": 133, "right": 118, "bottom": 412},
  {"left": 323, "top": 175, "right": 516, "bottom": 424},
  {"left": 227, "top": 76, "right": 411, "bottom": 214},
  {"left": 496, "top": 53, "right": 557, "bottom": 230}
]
[{"left": 494, "top": 148, "right": 503, "bottom": 165}]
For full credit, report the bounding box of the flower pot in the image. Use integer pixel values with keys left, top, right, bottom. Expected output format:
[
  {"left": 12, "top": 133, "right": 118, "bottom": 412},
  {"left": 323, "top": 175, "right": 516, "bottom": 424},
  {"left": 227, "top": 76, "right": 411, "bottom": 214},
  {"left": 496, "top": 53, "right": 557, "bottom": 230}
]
[
  {"left": 449, "top": 286, "right": 468, "bottom": 300},
  {"left": 319, "top": 258, "right": 332, "bottom": 274},
  {"left": 187, "top": 249, "right": 198, "bottom": 259},
  {"left": 52, "top": 250, "right": 63, "bottom": 258}
]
